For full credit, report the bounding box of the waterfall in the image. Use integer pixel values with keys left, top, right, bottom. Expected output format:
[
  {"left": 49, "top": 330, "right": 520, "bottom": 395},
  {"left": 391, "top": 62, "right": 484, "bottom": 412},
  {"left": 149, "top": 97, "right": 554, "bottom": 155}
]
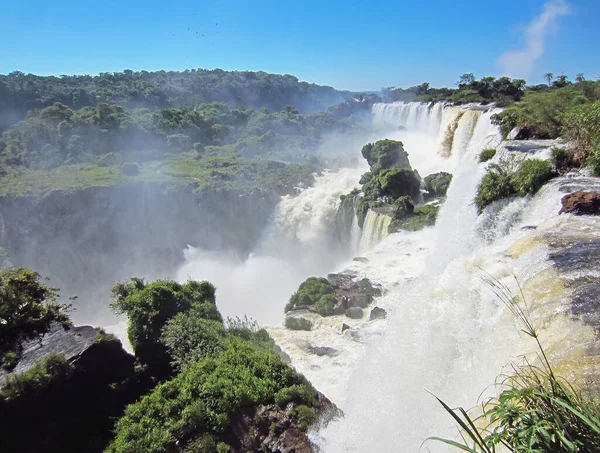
[
  {"left": 359, "top": 209, "right": 392, "bottom": 253},
  {"left": 309, "top": 106, "right": 600, "bottom": 452}
]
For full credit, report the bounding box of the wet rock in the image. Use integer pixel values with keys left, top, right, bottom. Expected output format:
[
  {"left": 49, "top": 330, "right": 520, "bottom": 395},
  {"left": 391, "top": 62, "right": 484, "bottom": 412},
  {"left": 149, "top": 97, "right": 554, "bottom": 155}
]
[
  {"left": 369, "top": 306, "right": 387, "bottom": 320},
  {"left": 341, "top": 323, "right": 350, "bottom": 333},
  {"left": 559, "top": 191, "right": 600, "bottom": 215},
  {"left": 521, "top": 225, "right": 537, "bottom": 231},
  {"left": 353, "top": 257, "right": 369, "bottom": 263},
  {"left": 549, "top": 240, "right": 600, "bottom": 272},
  {"left": 345, "top": 307, "right": 364, "bottom": 319},
  {"left": 307, "top": 346, "right": 339, "bottom": 357},
  {"left": 226, "top": 392, "right": 340, "bottom": 453},
  {"left": 347, "top": 293, "right": 372, "bottom": 308},
  {"left": 284, "top": 313, "right": 314, "bottom": 331}
]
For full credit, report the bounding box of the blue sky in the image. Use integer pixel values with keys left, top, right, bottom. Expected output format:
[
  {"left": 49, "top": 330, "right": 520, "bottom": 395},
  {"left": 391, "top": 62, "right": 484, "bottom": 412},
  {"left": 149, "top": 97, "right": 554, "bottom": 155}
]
[{"left": 1, "top": 0, "right": 598, "bottom": 91}]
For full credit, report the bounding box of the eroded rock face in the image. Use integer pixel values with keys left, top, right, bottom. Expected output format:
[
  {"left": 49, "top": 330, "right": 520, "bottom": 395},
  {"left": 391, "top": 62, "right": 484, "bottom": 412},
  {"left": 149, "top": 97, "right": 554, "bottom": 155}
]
[
  {"left": 226, "top": 392, "right": 340, "bottom": 453},
  {"left": 559, "top": 191, "right": 600, "bottom": 216},
  {"left": 0, "top": 322, "right": 141, "bottom": 453}
]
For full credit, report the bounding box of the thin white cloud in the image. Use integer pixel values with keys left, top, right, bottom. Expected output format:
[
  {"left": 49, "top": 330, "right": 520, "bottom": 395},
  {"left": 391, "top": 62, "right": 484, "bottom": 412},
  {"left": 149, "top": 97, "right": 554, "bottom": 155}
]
[{"left": 498, "top": 0, "right": 572, "bottom": 78}]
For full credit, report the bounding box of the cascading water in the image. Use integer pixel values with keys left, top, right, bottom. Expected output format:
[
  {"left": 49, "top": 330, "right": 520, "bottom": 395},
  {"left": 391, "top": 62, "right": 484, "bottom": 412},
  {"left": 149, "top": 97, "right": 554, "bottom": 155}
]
[
  {"left": 359, "top": 209, "right": 392, "bottom": 253},
  {"left": 174, "top": 167, "right": 365, "bottom": 325},
  {"left": 306, "top": 104, "right": 599, "bottom": 452}
]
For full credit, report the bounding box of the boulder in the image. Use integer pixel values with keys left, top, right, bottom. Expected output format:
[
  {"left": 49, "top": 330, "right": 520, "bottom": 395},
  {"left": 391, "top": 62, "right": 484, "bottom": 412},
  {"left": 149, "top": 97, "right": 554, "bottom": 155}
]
[
  {"left": 559, "top": 192, "right": 600, "bottom": 215},
  {"left": 345, "top": 307, "right": 364, "bottom": 319},
  {"left": 369, "top": 307, "right": 387, "bottom": 320},
  {"left": 307, "top": 346, "right": 339, "bottom": 357},
  {"left": 341, "top": 323, "right": 351, "bottom": 333},
  {"left": 353, "top": 257, "right": 369, "bottom": 263},
  {"left": 424, "top": 172, "right": 453, "bottom": 199},
  {"left": 348, "top": 294, "right": 372, "bottom": 309},
  {"left": 0, "top": 322, "right": 141, "bottom": 453},
  {"left": 284, "top": 314, "right": 314, "bottom": 331}
]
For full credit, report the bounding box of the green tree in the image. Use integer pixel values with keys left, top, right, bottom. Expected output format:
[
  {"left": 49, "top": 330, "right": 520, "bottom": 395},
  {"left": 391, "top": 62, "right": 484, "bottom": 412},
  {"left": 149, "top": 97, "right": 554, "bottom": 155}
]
[{"left": 544, "top": 72, "right": 554, "bottom": 86}]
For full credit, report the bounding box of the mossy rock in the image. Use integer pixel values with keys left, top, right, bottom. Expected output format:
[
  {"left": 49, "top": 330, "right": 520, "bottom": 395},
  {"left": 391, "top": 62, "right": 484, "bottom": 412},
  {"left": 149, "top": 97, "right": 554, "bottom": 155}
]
[{"left": 284, "top": 315, "right": 313, "bottom": 331}]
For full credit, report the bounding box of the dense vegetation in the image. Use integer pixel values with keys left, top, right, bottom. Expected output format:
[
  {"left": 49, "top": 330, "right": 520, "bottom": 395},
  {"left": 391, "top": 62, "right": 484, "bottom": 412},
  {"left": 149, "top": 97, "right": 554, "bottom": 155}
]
[
  {"left": 0, "top": 69, "right": 351, "bottom": 133},
  {"left": 382, "top": 74, "right": 526, "bottom": 106},
  {"left": 0, "top": 270, "right": 326, "bottom": 452},
  {"left": 0, "top": 68, "right": 367, "bottom": 198},
  {"left": 0, "top": 268, "right": 71, "bottom": 369},
  {"left": 475, "top": 158, "right": 554, "bottom": 212},
  {"left": 107, "top": 277, "right": 322, "bottom": 452},
  {"left": 285, "top": 277, "right": 334, "bottom": 316}
]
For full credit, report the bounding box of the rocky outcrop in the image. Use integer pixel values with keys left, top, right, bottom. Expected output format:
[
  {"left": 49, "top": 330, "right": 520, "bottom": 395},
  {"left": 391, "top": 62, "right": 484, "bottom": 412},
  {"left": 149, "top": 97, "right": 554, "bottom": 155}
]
[
  {"left": 307, "top": 346, "right": 339, "bottom": 357},
  {"left": 284, "top": 312, "right": 315, "bottom": 331},
  {"left": 369, "top": 306, "right": 387, "bottom": 320},
  {"left": 345, "top": 307, "right": 364, "bottom": 319},
  {"left": 0, "top": 322, "right": 142, "bottom": 453},
  {"left": 559, "top": 191, "right": 600, "bottom": 215},
  {"left": 424, "top": 172, "right": 453, "bottom": 199},
  {"left": 328, "top": 273, "right": 381, "bottom": 315},
  {"left": 226, "top": 392, "right": 340, "bottom": 453}
]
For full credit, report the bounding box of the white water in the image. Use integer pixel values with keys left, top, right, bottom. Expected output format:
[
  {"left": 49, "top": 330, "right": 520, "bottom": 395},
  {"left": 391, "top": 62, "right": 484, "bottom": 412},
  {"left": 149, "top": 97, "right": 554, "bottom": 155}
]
[
  {"left": 310, "top": 104, "right": 598, "bottom": 452},
  {"left": 175, "top": 167, "right": 365, "bottom": 325}
]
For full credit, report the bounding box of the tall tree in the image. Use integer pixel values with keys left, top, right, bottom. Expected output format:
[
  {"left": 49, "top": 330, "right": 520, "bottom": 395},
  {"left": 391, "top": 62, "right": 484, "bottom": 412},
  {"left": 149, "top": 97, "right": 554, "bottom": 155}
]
[{"left": 544, "top": 72, "right": 554, "bottom": 86}]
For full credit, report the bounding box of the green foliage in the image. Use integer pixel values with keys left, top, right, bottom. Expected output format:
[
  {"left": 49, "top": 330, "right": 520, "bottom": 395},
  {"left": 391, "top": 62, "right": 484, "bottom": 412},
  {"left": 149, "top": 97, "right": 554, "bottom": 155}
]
[
  {"left": 110, "top": 278, "right": 220, "bottom": 379},
  {"left": 314, "top": 294, "right": 335, "bottom": 316},
  {"left": 1, "top": 353, "right": 73, "bottom": 402},
  {"left": 491, "top": 81, "right": 600, "bottom": 139},
  {"left": 382, "top": 75, "right": 525, "bottom": 105},
  {"left": 360, "top": 139, "right": 411, "bottom": 174},
  {"left": 562, "top": 101, "right": 600, "bottom": 164},
  {"left": 423, "top": 171, "right": 453, "bottom": 197},
  {"left": 295, "top": 405, "right": 317, "bottom": 431},
  {"left": 391, "top": 204, "right": 439, "bottom": 232},
  {"left": 432, "top": 273, "right": 600, "bottom": 453},
  {"left": 0, "top": 268, "right": 70, "bottom": 364},
  {"left": 377, "top": 168, "right": 421, "bottom": 201},
  {"left": 161, "top": 315, "right": 226, "bottom": 370},
  {"left": 551, "top": 147, "right": 572, "bottom": 174},
  {"left": 120, "top": 162, "right": 140, "bottom": 176},
  {"left": 586, "top": 141, "right": 600, "bottom": 176},
  {"left": 285, "top": 277, "right": 333, "bottom": 313},
  {"left": 474, "top": 161, "right": 518, "bottom": 213},
  {"left": 359, "top": 171, "right": 373, "bottom": 185},
  {"left": 2, "top": 351, "right": 18, "bottom": 371},
  {"left": 478, "top": 148, "right": 496, "bottom": 163},
  {"left": 510, "top": 159, "right": 554, "bottom": 197},
  {"left": 392, "top": 196, "right": 414, "bottom": 219},
  {"left": 107, "top": 343, "right": 318, "bottom": 453},
  {"left": 355, "top": 196, "right": 370, "bottom": 229}
]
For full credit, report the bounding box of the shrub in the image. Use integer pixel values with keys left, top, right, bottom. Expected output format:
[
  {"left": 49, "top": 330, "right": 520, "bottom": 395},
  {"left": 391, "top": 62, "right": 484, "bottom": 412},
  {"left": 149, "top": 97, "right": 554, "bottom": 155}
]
[
  {"left": 359, "top": 171, "right": 373, "bottom": 185},
  {"left": 355, "top": 197, "right": 370, "bottom": 228},
  {"left": 392, "top": 196, "right": 414, "bottom": 219},
  {"left": 107, "top": 343, "right": 318, "bottom": 453},
  {"left": 161, "top": 315, "right": 226, "bottom": 370},
  {"left": 432, "top": 273, "right": 600, "bottom": 453},
  {"left": 120, "top": 162, "right": 140, "bottom": 176},
  {"left": 360, "top": 139, "right": 411, "bottom": 174},
  {"left": 2, "top": 351, "right": 18, "bottom": 371},
  {"left": 587, "top": 141, "right": 600, "bottom": 176},
  {"left": 97, "top": 152, "right": 117, "bottom": 167},
  {"left": 0, "top": 268, "right": 70, "bottom": 364},
  {"left": 295, "top": 405, "right": 317, "bottom": 431},
  {"left": 314, "top": 294, "right": 335, "bottom": 316},
  {"left": 423, "top": 172, "right": 453, "bottom": 196},
  {"left": 285, "top": 277, "right": 332, "bottom": 313},
  {"left": 110, "top": 278, "right": 220, "bottom": 379},
  {"left": 510, "top": 159, "right": 554, "bottom": 197},
  {"left": 1, "top": 353, "right": 73, "bottom": 402},
  {"left": 167, "top": 134, "right": 192, "bottom": 153},
  {"left": 474, "top": 161, "right": 517, "bottom": 213},
  {"left": 563, "top": 101, "right": 600, "bottom": 164},
  {"left": 551, "top": 146, "right": 572, "bottom": 174},
  {"left": 478, "top": 148, "right": 496, "bottom": 162},
  {"left": 377, "top": 168, "right": 421, "bottom": 201}
]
